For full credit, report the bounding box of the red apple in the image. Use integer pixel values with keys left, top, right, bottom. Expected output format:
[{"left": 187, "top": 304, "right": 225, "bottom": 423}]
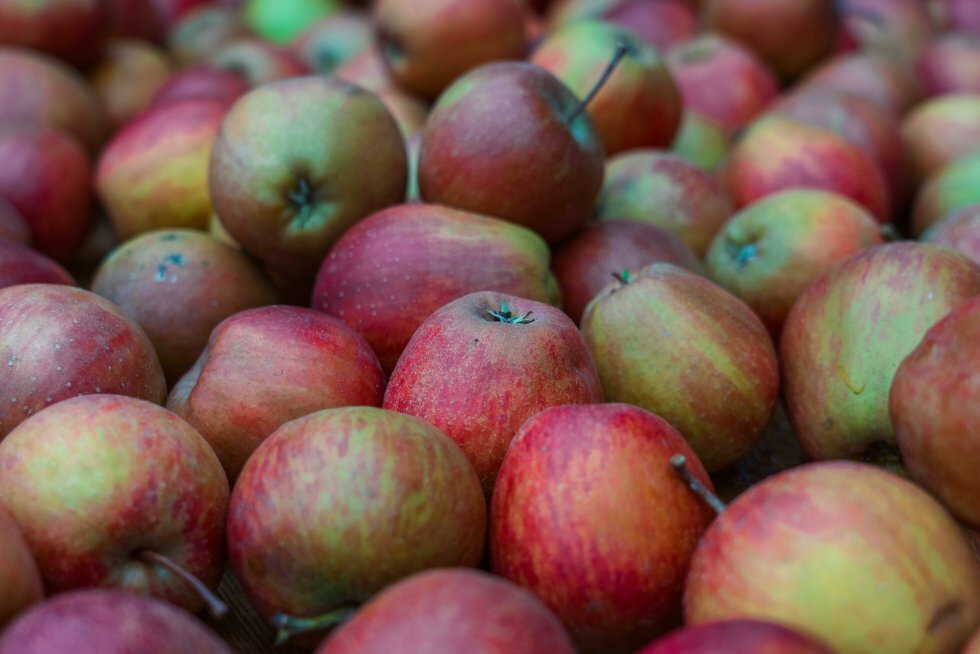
[
  {"left": 312, "top": 203, "right": 561, "bottom": 372},
  {"left": 0, "top": 507, "right": 42, "bottom": 629},
  {"left": 374, "top": 0, "right": 526, "bottom": 99},
  {"left": 207, "top": 38, "right": 309, "bottom": 86},
  {"left": 96, "top": 100, "right": 226, "bottom": 240},
  {"left": 597, "top": 151, "right": 733, "bottom": 256},
  {"left": 0, "top": 128, "right": 92, "bottom": 262},
  {"left": 798, "top": 52, "right": 922, "bottom": 116},
  {"left": 491, "top": 402, "right": 717, "bottom": 653},
  {"left": 0, "top": 197, "right": 29, "bottom": 245},
  {"left": 916, "top": 33, "right": 980, "bottom": 97},
  {"left": 0, "top": 239, "right": 76, "bottom": 289},
  {"left": 0, "top": 0, "right": 105, "bottom": 67},
  {"left": 911, "top": 152, "right": 980, "bottom": 236},
  {"left": 684, "top": 461, "right": 980, "bottom": 654},
  {"left": 384, "top": 291, "right": 603, "bottom": 492},
  {"left": 637, "top": 619, "right": 835, "bottom": 654},
  {"left": 552, "top": 219, "right": 704, "bottom": 324},
  {"left": 901, "top": 93, "right": 980, "bottom": 187},
  {"left": 922, "top": 203, "right": 980, "bottom": 265},
  {"left": 148, "top": 65, "right": 250, "bottom": 109},
  {"left": 0, "top": 589, "right": 231, "bottom": 654},
  {"left": 417, "top": 61, "right": 604, "bottom": 245},
  {"left": 168, "top": 305, "right": 385, "bottom": 482},
  {"left": 316, "top": 569, "right": 576, "bottom": 654},
  {"left": 90, "top": 38, "right": 175, "bottom": 129},
  {"left": 0, "top": 395, "right": 228, "bottom": 613},
  {"left": 0, "top": 284, "right": 166, "bottom": 439},
  {"left": 781, "top": 242, "right": 980, "bottom": 460}
]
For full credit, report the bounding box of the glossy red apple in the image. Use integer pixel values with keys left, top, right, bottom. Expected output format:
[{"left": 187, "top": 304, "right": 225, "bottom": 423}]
[
  {"left": 0, "top": 507, "right": 42, "bottom": 629},
  {"left": 637, "top": 619, "right": 835, "bottom": 654}
]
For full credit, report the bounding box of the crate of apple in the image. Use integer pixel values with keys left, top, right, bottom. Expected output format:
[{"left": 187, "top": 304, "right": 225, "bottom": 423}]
[{"left": 1, "top": 0, "right": 980, "bottom": 652}]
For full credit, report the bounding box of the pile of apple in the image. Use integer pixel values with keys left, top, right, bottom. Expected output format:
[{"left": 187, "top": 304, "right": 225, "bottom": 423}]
[{"left": 1, "top": 0, "right": 980, "bottom": 652}]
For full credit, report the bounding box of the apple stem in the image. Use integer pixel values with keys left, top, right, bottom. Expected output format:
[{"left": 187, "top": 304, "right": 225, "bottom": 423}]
[
  {"left": 271, "top": 607, "right": 358, "bottom": 646},
  {"left": 670, "top": 454, "right": 726, "bottom": 514},
  {"left": 137, "top": 550, "right": 228, "bottom": 619},
  {"left": 486, "top": 299, "right": 535, "bottom": 324},
  {"left": 879, "top": 223, "right": 901, "bottom": 242},
  {"left": 566, "top": 39, "right": 631, "bottom": 125},
  {"left": 612, "top": 269, "right": 633, "bottom": 285}
]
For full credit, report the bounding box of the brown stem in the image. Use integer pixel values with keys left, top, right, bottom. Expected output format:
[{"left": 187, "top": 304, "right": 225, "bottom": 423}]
[
  {"left": 670, "top": 454, "right": 727, "bottom": 514},
  {"left": 879, "top": 223, "right": 902, "bottom": 242},
  {"left": 271, "top": 607, "right": 358, "bottom": 647},
  {"left": 567, "top": 39, "right": 631, "bottom": 125},
  {"left": 137, "top": 550, "right": 228, "bottom": 620}
]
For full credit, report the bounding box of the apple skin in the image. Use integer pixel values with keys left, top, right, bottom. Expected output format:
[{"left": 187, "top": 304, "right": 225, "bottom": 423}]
[
  {"left": 417, "top": 61, "right": 604, "bottom": 245},
  {"left": 149, "top": 66, "right": 250, "bottom": 109},
  {"left": 665, "top": 34, "right": 779, "bottom": 134},
  {"left": 726, "top": 114, "right": 890, "bottom": 224},
  {"left": 292, "top": 11, "right": 372, "bottom": 75},
  {"left": 0, "top": 197, "right": 29, "bottom": 245},
  {"left": 837, "top": 0, "right": 934, "bottom": 67},
  {"left": 0, "top": 49, "right": 107, "bottom": 156},
  {"left": 704, "top": 190, "right": 883, "bottom": 336},
  {"left": 168, "top": 305, "right": 385, "bottom": 483},
  {"left": 684, "top": 461, "right": 980, "bottom": 654},
  {"left": 798, "top": 52, "right": 922, "bottom": 116},
  {"left": 0, "top": 239, "right": 76, "bottom": 289},
  {"left": 597, "top": 151, "right": 733, "bottom": 257},
  {"left": 374, "top": 0, "right": 527, "bottom": 100},
  {"left": 911, "top": 152, "right": 980, "bottom": 236},
  {"left": 781, "top": 242, "right": 980, "bottom": 461},
  {"left": 670, "top": 112, "right": 730, "bottom": 173},
  {"left": 227, "top": 406, "right": 486, "bottom": 623},
  {"left": 490, "top": 402, "right": 717, "bottom": 654},
  {"left": 96, "top": 100, "right": 226, "bottom": 240},
  {"left": 207, "top": 38, "right": 309, "bottom": 86},
  {"left": 704, "top": 0, "right": 838, "bottom": 80},
  {"left": 922, "top": 203, "right": 980, "bottom": 265},
  {"left": 0, "top": 128, "right": 93, "bottom": 263},
  {"left": 552, "top": 219, "right": 704, "bottom": 324},
  {"left": 0, "top": 395, "right": 228, "bottom": 614},
  {"left": 0, "top": 284, "right": 167, "bottom": 440},
  {"left": 333, "top": 45, "right": 395, "bottom": 94},
  {"left": 167, "top": 6, "right": 252, "bottom": 67},
  {"left": 384, "top": 291, "right": 602, "bottom": 493},
  {"left": 581, "top": 263, "right": 778, "bottom": 471},
  {"left": 531, "top": 20, "right": 682, "bottom": 156},
  {"left": 0, "top": 0, "right": 105, "bottom": 68},
  {"left": 91, "top": 229, "right": 278, "bottom": 386},
  {"left": 0, "top": 589, "right": 231, "bottom": 654},
  {"left": 209, "top": 75, "right": 408, "bottom": 280},
  {"left": 891, "top": 296, "right": 980, "bottom": 528},
  {"left": 0, "top": 506, "right": 42, "bottom": 629},
  {"left": 90, "top": 38, "right": 175, "bottom": 129},
  {"left": 916, "top": 34, "right": 980, "bottom": 97},
  {"left": 316, "top": 568, "right": 576, "bottom": 654},
  {"left": 902, "top": 95, "right": 980, "bottom": 188},
  {"left": 636, "top": 619, "right": 836, "bottom": 654},
  {"left": 312, "top": 204, "right": 560, "bottom": 373}
]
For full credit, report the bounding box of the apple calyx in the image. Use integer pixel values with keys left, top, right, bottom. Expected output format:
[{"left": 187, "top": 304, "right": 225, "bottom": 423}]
[
  {"left": 670, "top": 454, "right": 727, "bottom": 514},
  {"left": 486, "top": 300, "right": 535, "bottom": 324},
  {"left": 566, "top": 39, "right": 632, "bottom": 126},
  {"left": 725, "top": 240, "right": 759, "bottom": 271},
  {"left": 286, "top": 176, "right": 318, "bottom": 228},
  {"left": 137, "top": 550, "right": 228, "bottom": 619},
  {"left": 271, "top": 606, "right": 358, "bottom": 646},
  {"left": 612, "top": 269, "right": 634, "bottom": 286}
]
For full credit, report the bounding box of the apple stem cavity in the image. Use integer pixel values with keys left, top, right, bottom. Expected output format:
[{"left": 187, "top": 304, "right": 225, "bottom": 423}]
[
  {"left": 566, "top": 39, "right": 632, "bottom": 125},
  {"left": 286, "top": 176, "right": 317, "bottom": 228},
  {"left": 670, "top": 454, "right": 727, "bottom": 514},
  {"left": 137, "top": 550, "right": 228, "bottom": 619},
  {"left": 271, "top": 607, "right": 358, "bottom": 646},
  {"left": 486, "top": 300, "right": 535, "bottom": 324}
]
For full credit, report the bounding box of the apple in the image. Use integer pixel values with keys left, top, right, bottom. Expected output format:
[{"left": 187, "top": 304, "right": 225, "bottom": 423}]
[
  {"left": 837, "top": 0, "right": 934, "bottom": 67},
  {"left": 0, "top": 127, "right": 92, "bottom": 262},
  {"left": 315, "top": 569, "right": 576, "bottom": 654},
  {"left": 91, "top": 229, "right": 278, "bottom": 385},
  {"left": 545, "top": 0, "right": 698, "bottom": 51},
  {"left": 242, "top": 0, "right": 339, "bottom": 45},
  {"left": 374, "top": 0, "right": 526, "bottom": 100},
  {"left": 636, "top": 619, "right": 835, "bottom": 654},
  {"left": 798, "top": 52, "right": 922, "bottom": 116},
  {"left": 417, "top": 61, "right": 604, "bottom": 245},
  {"left": 552, "top": 219, "right": 704, "bottom": 324},
  {"left": 490, "top": 402, "right": 717, "bottom": 653},
  {"left": 168, "top": 305, "right": 385, "bottom": 482},
  {"left": 665, "top": 34, "right": 779, "bottom": 134},
  {"left": 684, "top": 461, "right": 980, "bottom": 654},
  {"left": 597, "top": 151, "right": 734, "bottom": 257},
  {"left": 916, "top": 33, "right": 980, "bottom": 97},
  {"left": 0, "top": 507, "right": 42, "bottom": 629},
  {"left": 704, "top": 0, "right": 838, "bottom": 80},
  {"left": 0, "top": 0, "right": 105, "bottom": 68},
  {"left": 0, "top": 197, "right": 29, "bottom": 245},
  {"left": 96, "top": 99, "right": 226, "bottom": 240},
  {"left": 704, "top": 189, "right": 883, "bottom": 336},
  {"left": 90, "top": 38, "right": 175, "bottom": 129},
  {"left": 531, "top": 20, "right": 682, "bottom": 156},
  {"left": 292, "top": 11, "right": 372, "bottom": 75},
  {"left": 911, "top": 152, "right": 980, "bottom": 236},
  {"left": 670, "top": 112, "right": 730, "bottom": 173},
  {"left": 781, "top": 242, "right": 980, "bottom": 461},
  {"left": 312, "top": 203, "right": 561, "bottom": 373},
  {"left": 726, "top": 114, "right": 890, "bottom": 223},
  {"left": 149, "top": 66, "right": 249, "bottom": 109},
  {"left": 167, "top": 6, "right": 252, "bottom": 66},
  {"left": 208, "top": 38, "right": 309, "bottom": 86},
  {"left": 901, "top": 94, "right": 980, "bottom": 188},
  {"left": 227, "top": 407, "right": 486, "bottom": 633},
  {"left": 384, "top": 291, "right": 602, "bottom": 493},
  {"left": 0, "top": 48, "right": 106, "bottom": 156},
  {"left": 891, "top": 295, "right": 980, "bottom": 527},
  {"left": 0, "top": 239, "right": 76, "bottom": 289},
  {"left": 0, "top": 589, "right": 231, "bottom": 654},
  {"left": 0, "top": 395, "right": 228, "bottom": 614},
  {"left": 209, "top": 75, "right": 408, "bottom": 280},
  {"left": 922, "top": 203, "right": 980, "bottom": 265},
  {"left": 0, "top": 284, "right": 166, "bottom": 439},
  {"left": 581, "top": 263, "right": 778, "bottom": 471}
]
